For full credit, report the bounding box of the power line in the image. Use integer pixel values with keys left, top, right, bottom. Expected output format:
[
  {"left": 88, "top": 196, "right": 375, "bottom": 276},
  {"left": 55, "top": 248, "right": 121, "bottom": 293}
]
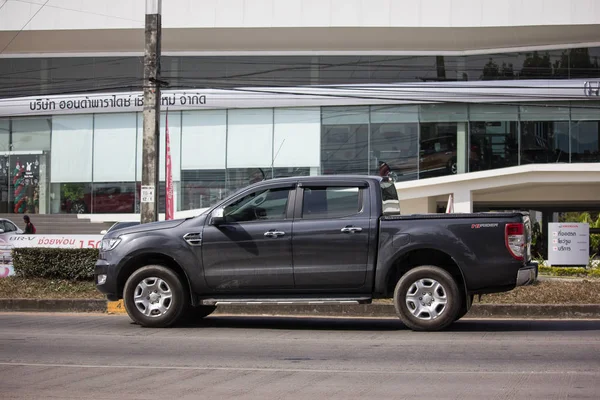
[{"left": 0, "top": 0, "right": 50, "bottom": 55}]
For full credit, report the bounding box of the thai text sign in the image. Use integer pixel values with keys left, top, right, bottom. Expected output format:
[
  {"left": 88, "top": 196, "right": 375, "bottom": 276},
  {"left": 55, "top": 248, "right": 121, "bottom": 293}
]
[{"left": 548, "top": 223, "right": 589, "bottom": 266}]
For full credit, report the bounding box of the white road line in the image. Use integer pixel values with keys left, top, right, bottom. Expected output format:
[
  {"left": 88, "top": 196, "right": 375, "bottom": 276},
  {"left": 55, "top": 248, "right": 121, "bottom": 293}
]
[{"left": 0, "top": 362, "right": 598, "bottom": 375}]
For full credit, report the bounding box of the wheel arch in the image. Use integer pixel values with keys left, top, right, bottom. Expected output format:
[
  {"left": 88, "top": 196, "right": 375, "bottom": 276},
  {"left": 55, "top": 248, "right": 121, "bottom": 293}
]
[
  {"left": 384, "top": 248, "right": 468, "bottom": 301},
  {"left": 117, "top": 252, "right": 196, "bottom": 305}
]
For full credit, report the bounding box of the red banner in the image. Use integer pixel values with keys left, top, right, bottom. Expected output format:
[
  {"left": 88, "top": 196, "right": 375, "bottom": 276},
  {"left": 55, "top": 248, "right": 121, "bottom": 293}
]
[{"left": 165, "top": 111, "right": 174, "bottom": 220}]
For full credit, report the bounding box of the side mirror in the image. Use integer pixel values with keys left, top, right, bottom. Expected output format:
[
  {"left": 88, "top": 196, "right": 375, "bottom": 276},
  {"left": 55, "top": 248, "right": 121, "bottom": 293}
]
[
  {"left": 0, "top": 229, "right": 4, "bottom": 234},
  {"left": 210, "top": 207, "right": 225, "bottom": 225}
]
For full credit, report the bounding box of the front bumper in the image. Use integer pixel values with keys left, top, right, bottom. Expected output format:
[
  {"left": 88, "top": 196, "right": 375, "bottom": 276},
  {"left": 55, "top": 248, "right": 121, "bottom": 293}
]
[
  {"left": 516, "top": 262, "right": 539, "bottom": 287},
  {"left": 95, "top": 259, "right": 120, "bottom": 301}
]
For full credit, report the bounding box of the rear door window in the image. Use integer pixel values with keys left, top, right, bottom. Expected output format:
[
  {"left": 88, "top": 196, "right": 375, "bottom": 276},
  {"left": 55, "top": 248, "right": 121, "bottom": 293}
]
[{"left": 301, "top": 186, "right": 361, "bottom": 219}]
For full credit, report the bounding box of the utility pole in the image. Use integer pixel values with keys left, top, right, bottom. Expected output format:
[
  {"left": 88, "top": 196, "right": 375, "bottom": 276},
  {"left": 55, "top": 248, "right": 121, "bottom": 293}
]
[{"left": 140, "top": 0, "right": 162, "bottom": 223}]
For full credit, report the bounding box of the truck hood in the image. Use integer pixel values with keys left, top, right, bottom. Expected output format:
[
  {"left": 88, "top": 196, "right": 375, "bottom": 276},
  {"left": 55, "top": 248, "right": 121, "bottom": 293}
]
[{"left": 112, "top": 219, "right": 186, "bottom": 236}]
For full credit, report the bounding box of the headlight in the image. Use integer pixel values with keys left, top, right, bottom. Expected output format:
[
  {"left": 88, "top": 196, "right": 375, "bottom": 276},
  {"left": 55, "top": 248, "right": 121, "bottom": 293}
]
[{"left": 101, "top": 237, "right": 121, "bottom": 251}]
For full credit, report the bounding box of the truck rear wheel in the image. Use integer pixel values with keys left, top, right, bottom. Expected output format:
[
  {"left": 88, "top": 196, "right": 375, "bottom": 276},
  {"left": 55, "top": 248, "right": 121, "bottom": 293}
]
[
  {"left": 393, "top": 265, "right": 461, "bottom": 331},
  {"left": 123, "top": 265, "right": 189, "bottom": 328}
]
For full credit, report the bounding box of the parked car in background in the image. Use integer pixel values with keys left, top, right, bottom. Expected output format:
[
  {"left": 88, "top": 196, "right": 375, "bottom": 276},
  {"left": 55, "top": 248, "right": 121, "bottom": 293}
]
[{"left": 0, "top": 218, "right": 23, "bottom": 235}]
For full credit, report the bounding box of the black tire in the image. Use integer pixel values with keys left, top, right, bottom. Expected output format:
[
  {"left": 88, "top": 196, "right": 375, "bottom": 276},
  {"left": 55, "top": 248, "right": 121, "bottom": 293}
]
[
  {"left": 447, "top": 157, "right": 458, "bottom": 174},
  {"left": 123, "top": 265, "right": 189, "bottom": 328},
  {"left": 454, "top": 294, "right": 474, "bottom": 321},
  {"left": 393, "top": 265, "right": 461, "bottom": 331}
]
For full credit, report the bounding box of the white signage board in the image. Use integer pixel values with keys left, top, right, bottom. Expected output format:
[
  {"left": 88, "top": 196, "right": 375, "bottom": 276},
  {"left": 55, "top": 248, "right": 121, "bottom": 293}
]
[
  {"left": 548, "top": 223, "right": 589, "bottom": 266},
  {"left": 0, "top": 234, "right": 103, "bottom": 278},
  {"left": 140, "top": 185, "right": 155, "bottom": 203}
]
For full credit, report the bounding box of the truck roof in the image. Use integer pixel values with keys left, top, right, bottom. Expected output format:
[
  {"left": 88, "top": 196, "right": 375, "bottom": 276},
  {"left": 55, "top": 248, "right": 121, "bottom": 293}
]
[{"left": 249, "top": 175, "right": 386, "bottom": 187}]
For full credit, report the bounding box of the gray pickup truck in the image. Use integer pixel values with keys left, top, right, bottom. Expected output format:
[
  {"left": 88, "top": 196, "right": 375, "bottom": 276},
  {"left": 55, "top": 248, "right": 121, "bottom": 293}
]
[{"left": 95, "top": 175, "right": 537, "bottom": 331}]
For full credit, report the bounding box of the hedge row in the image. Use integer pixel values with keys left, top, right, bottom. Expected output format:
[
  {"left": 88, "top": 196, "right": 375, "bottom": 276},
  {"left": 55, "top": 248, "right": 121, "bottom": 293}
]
[
  {"left": 538, "top": 265, "right": 600, "bottom": 278},
  {"left": 12, "top": 248, "right": 99, "bottom": 281},
  {"left": 9, "top": 248, "right": 600, "bottom": 282}
]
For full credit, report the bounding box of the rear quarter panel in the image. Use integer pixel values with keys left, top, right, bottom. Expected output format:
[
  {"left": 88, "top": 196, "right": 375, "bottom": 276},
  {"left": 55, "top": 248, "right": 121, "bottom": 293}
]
[{"left": 375, "top": 213, "right": 525, "bottom": 295}]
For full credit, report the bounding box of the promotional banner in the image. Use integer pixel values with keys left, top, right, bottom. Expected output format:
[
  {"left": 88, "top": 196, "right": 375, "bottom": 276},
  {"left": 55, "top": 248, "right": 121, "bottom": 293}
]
[
  {"left": 165, "top": 111, "right": 174, "bottom": 220},
  {"left": 0, "top": 234, "right": 103, "bottom": 278}
]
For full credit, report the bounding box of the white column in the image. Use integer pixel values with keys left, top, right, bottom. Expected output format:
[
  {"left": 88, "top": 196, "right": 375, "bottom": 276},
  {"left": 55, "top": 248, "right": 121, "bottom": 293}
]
[
  {"left": 38, "top": 153, "right": 48, "bottom": 214},
  {"left": 453, "top": 189, "right": 472, "bottom": 213},
  {"left": 457, "top": 122, "right": 468, "bottom": 174},
  {"left": 310, "top": 167, "right": 319, "bottom": 176}
]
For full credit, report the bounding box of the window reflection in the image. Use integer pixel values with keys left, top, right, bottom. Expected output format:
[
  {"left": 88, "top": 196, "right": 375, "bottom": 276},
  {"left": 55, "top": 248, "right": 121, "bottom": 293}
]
[
  {"left": 321, "top": 107, "right": 369, "bottom": 175},
  {"left": 92, "top": 182, "right": 136, "bottom": 214},
  {"left": 470, "top": 122, "right": 519, "bottom": 171},
  {"left": 419, "top": 123, "right": 460, "bottom": 179}
]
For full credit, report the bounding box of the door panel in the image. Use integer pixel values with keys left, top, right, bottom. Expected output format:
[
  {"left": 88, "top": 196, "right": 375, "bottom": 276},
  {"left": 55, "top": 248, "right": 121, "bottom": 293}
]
[
  {"left": 292, "top": 185, "right": 371, "bottom": 289},
  {"left": 202, "top": 220, "right": 294, "bottom": 290},
  {"left": 201, "top": 186, "right": 295, "bottom": 291}
]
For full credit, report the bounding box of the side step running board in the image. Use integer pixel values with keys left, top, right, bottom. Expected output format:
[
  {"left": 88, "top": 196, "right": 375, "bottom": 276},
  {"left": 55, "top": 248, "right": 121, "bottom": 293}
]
[{"left": 199, "top": 296, "right": 372, "bottom": 306}]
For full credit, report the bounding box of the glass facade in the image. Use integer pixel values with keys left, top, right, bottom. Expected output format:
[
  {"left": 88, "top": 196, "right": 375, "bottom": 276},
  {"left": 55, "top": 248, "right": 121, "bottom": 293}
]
[
  {"left": 1, "top": 44, "right": 599, "bottom": 215},
  {"left": 2, "top": 47, "right": 600, "bottom": 98},
  {"left": 1, "top": 101, "right": 599, "bottom": 215}
]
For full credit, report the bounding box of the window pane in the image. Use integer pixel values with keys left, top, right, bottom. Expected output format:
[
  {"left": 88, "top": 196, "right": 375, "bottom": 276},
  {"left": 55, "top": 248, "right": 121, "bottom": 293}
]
[
  {"left": 469, "top": 113, "right": 519, "bottom": 172},
  {"left": 571, "top": 121, "right": 600, "bottom": 163},
  {"left": 0, "top": 119, "right": 9, "bottom": 151},
  {"left": 181, "top": 110, "right": 226, "bottom": 170},
  {"left": 51, "top": 115, "right": 93, "bottom": 182},
  {"left": 181, "top": 169, "right": 226, "bottom": 210},
  {"left": 302, "top": 187, "right": 360, "bottom": 219},
  {"left": 93, "top": 113, "right": 137, "bottom": 182},
  {"left": 321, "top": 107, "right": 369, "bottom": 175},
  {"left": 419, "top": 122, "right": 460, "bottom": 178},
  {"left": 273, "top": 108, "right": 320, "bottom": 168},
  {"left": 519, "top": 105, "right": 570, "bottom": 165},
  {"left": 50, "top": 183, "right": 92, "bottom": 214},
  {"left": 227, "top": 109, "right": 273, "bottom": 168},
  {"left": 12, "top": 117, "right": 51, "bottom": 151},
  {"left": 370, "top": 106, "right": 418, "bottom": 181},
  {"left": 224, "top": 188, "right": 290, "bottom": 223},
  {"left": 92, "top": 182, "right": 136, "bottom": 214}
]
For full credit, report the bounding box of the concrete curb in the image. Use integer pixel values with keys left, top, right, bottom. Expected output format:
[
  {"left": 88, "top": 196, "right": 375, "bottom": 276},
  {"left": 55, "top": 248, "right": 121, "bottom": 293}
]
[
  {"left": 1, "top": 299, "right": 600, "bottom": 319},
  {"left": 0, "top": 299, "right": 106, "bottom": 313}
]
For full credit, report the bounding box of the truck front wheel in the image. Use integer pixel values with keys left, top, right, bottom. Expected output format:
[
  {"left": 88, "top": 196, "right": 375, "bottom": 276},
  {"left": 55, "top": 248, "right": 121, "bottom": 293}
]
[
  {"left": 393, "top": 265, "right": 461, "bottom": 331},
  {"left": 123, "top": 265, "right": 189, "bottom": 328}
]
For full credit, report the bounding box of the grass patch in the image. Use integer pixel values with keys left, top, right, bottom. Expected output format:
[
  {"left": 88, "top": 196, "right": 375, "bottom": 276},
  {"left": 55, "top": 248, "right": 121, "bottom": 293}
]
[
  {"left": 1, "top": 278, "right": 599, "bottom": 304},
  {"left": 0, "top": 277, "right": 104, "bottom": 299}
]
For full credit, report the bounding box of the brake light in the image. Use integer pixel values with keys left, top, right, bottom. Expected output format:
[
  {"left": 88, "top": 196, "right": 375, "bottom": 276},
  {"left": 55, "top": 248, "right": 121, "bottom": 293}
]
[{"left": 505, "top": 223, "right": 525, "bottom": 261}]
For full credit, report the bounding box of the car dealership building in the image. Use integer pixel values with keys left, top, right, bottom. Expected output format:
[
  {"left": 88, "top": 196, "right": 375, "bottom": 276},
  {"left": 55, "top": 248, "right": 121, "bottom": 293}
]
[{"left": 0, "top": 0, "right": 599, "bottom": 224}]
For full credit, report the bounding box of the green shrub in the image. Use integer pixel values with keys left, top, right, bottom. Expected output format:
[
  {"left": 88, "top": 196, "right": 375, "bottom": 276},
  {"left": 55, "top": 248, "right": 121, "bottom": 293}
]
[
  {"left": 538, "top": 264, "right": 600, "bottom": 278},
  {"left": 12, "top": 248, "right": 99, "bottom": 281}
]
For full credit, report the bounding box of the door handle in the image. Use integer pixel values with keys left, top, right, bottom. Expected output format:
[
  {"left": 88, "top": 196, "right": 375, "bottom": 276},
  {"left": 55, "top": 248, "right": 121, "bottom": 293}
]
[
  {"left": 264, "top": 230, "right": 285, "bottom": 237},
  {"left": 340, "top": 226, "right": 362, "bottom": 233}
]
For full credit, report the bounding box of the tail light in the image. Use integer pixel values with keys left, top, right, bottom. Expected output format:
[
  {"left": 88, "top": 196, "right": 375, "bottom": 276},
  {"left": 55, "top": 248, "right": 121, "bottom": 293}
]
[{"left": 505, "top": 223, "right": 525, "bottom": 261}]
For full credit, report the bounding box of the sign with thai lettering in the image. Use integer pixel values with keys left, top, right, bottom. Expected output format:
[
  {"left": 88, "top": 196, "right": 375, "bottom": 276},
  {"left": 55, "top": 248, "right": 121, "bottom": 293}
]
[
  {"left": 0, "top": 234, "right": 103, "bottom": 277},
  {"left": 548, "top": 223, "right": 589, "bottom": 266},
  {"left": 0, "top": 78, "right": 598, "bottom": 117}
]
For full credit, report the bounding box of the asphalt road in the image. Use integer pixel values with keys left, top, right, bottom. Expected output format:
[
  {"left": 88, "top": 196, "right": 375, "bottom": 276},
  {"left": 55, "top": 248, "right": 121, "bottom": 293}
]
[{"left": 1, "top": 313, "right": 599, "bottom": 399}]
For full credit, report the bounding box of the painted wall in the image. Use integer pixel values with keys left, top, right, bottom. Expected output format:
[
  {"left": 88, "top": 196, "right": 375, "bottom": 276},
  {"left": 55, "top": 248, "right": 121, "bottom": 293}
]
[{"left": 1, "top": 0, "right": 599, "bottom": 31}]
